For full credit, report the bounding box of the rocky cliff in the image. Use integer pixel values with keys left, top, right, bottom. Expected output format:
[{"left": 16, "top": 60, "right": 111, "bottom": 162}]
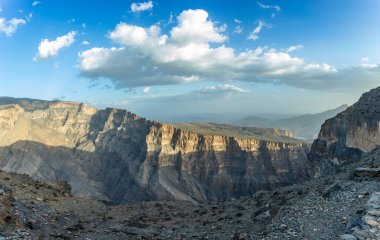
[
  {"left": 0, "top": 97, "right": 310, "bottom": 204},
  {"left": 308, "top": 86, "right": 380, "bottom": 176}
]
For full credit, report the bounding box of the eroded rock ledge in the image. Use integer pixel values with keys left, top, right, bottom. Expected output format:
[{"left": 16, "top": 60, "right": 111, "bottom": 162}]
[{"left": 0, "top": 97, "right": 310, "bottom": 204}]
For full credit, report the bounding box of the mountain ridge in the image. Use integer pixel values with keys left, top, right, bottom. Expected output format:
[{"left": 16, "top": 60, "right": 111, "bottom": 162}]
[
  {"left": 0, "top": 97, "right": 310, "bottom": 204},
  {"left": 236, "top": 104, "right": 349, "bottom": 140},
  {"left": 308, "top": 86, "right": 380, "bottom": 176}
]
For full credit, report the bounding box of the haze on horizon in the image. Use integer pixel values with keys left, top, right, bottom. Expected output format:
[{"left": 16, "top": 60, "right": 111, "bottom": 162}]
[{"left": 0, "top": 0, "right": 379, "bottom": 122}]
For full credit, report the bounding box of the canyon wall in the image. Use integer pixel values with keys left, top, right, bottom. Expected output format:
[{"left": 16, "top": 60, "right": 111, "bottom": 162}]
[
  {"left": 0, "top": 98, "right": 310, "bottom": 203},
  {"left": 308, "top": 87, "right": 380, "bottom": 176}
]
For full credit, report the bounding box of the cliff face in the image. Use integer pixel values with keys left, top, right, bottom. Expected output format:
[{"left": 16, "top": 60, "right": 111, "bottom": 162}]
[
  {"left": 0, "top": 98, "right": 310, "bottom": 204},
  {"left": 308, "top": 87, "right": 380, "bottom": 176}
]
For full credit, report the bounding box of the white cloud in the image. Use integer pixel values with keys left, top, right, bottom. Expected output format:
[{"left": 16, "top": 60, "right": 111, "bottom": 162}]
[
  {"left": 27, "top": 13, "right": 33, "bottom": 22},
  {"left": 233, "top": 19, "right": 242, "bottom": 34},
  {"left": 170, "top": 9, "right": 226, "bottom": 44},
  {"left": 143, "top": 87, "right": 151, "bottom": 93},
  {"left": 257, "top": 2, "right": 281, "bottom": 12},
  {"left": 247, "top": 21, "right": 268, "bottom": 41},
  {"left": 168, "top": 12, "right": 175, "bottom": 25},
  {"left": 234, "top": 19, "right": 242, "bottom": 24},
  {"left": 34, "top": 31, "right": 77, "bottom": 61},
  {"left": 233, "top": 25, "right": 243, "bottom": 34},
  {"left": 129, "top": 84, "right": 248, "bottom": 103},
  {"left": 257, "top": 2, "right": 281, "bottom": 17},
  {"left": 131, "top": 1, "right": 153, "bottom": 13},
  {"left": 82, "top": 41, "right": 90, "bottom": 45},
  {"left": 0, "top": 18, "right": 26, "bottom": 36},
  {"left": 284, "top": 45, "right": 304, "bottom": 53},
  {"left": 32, "top": 1, "right": 41, "bottom": 6},
  {"left": 195, "top": 84, "right": 248, "bottom": 96},
  {"left": 360, "top": 58, "right": 378, "bottom": 69},
  {"left": 218, "top": 23, "right": 227, "bottom": 33},
  {"left": 108, "top": 23, "right": 150, "bottom": 45},
  {"left": 78, "top": 9, "right": 380, "bottom": 93}
]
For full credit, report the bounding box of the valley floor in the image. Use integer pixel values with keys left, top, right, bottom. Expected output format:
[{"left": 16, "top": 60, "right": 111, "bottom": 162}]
[{"left": 0, "top": 151, "right": 379, "bottom": 240}]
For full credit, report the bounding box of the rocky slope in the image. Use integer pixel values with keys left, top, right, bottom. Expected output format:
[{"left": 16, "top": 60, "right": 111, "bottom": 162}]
[
  {"left": 308, "top": 87, "right": 380, "bottom": 176},
  {"left": 1, "top": 86, "right": 380, "bottom": 239},
  {"left": 0, "top": 145, "right": 378, "bottom": 239},
  {"left": 236, "top": 104, "right": 349, "bottom": 141},
  {"left": 0, "top": 97, "right": 310, "bottom": 204}
]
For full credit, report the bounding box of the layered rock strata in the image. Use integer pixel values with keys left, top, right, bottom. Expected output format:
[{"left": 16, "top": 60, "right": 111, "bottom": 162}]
[
  {"left": 0, "top": 97, "right": 309, "bottom": 203},
  {"left": 308, "top": 87, "right": 380, "bottom": 176}
]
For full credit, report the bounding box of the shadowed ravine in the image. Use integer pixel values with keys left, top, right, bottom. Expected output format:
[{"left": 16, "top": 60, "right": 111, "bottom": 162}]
[{"left": 0, "top": 140, "right": 310, "bottom": 204}]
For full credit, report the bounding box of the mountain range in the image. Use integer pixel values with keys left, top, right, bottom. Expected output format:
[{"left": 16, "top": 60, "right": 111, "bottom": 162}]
[
  {"left": 0, "top": 97, "right": 310, "bottom": 204},
  {"left": 235, "top": 104, "right": 349, "bottom": 140},
  {"left": 0, "top": 86, "right": 379, "bottom": 239}
]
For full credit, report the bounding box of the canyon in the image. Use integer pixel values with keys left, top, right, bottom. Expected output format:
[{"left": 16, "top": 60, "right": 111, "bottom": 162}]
[
  {"left": 0, "top": 97, "right": 310, "bottom": 204},
  {"left": 0, "top": 86, "right": 380, "bottom": 239}
]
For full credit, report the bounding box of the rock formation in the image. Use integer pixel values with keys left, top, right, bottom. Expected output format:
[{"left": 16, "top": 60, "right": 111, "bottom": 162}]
[
  {"left": 0, "top": 86, "right": 380, "bottom": 239},
  {"left": 308, "top": 86, "right": 380, "bottom": 176},
  {"left": 0, "top": 139, "right": 378, "bottom": 239},
  {"left": 0, "top": 97, "right": 310, "bottom": 204}
]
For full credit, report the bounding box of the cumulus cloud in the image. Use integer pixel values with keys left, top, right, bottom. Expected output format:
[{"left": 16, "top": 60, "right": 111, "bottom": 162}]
[
  {"left": 78, "top": 9, "right": 380, "bottom": 93},
  {"left": 248, "top": 20, "right": 268, "bottom": 41},
  {"left": 108, "top": 23, "right": 150, "bottom": 45},
  {"left": 170, "top": 9, "right": 226, "bottom": 44},
  {"left": 131, "top": 1, "right": 153, "bottom": 13},
  {"left": 34, "top": 31, "right": 77, "bottom": 61},
  {"left": 0, "top": 18, "right": 26, "bottom": 36}
]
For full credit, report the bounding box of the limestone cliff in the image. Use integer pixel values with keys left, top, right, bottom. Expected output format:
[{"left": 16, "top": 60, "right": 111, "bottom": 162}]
[
  {"left": 308, "top": 86, "right": 380, "bottom": 176},
  {"left": 0, "top": 97, "right": 310, "bottom": 204}
]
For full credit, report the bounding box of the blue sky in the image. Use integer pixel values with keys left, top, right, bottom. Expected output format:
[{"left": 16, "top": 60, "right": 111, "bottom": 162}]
[{"left": 0, "top": 0, "right": 380, "bottom": 122}]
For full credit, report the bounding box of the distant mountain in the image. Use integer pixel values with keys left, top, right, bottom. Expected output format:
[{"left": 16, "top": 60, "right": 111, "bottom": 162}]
[{"left": 236, "top": 104, "right": 349, "bottom": 141}]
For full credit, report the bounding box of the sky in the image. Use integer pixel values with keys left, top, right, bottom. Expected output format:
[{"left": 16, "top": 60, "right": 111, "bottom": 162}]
[{"left": 0, "top": 0, "right": 380, "bottom": 122}]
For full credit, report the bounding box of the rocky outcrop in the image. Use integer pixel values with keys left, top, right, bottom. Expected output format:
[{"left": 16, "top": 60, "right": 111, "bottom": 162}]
[
  {"left": 0, "top": 97, "right": 310, "bottom": 204},
  {"left": 308, "top": 86, "right": 380, "bottom": 176}
]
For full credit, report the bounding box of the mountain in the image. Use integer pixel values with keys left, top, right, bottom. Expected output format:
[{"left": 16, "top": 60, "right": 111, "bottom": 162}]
[
  {"left": 236, "top": 104, "right": 349, "bottom": 140},
  {"left": 0, "top": 88, "right": 379, "bottom": 239},
  {"left": 0, "top": 97, "right": 310, "bottom": 204},
  {"left": 0, "top": 126, "right": 378, "bottom": 239},
  {"left": 308, "top": 86, "right": 380, "bottom": 176}
]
